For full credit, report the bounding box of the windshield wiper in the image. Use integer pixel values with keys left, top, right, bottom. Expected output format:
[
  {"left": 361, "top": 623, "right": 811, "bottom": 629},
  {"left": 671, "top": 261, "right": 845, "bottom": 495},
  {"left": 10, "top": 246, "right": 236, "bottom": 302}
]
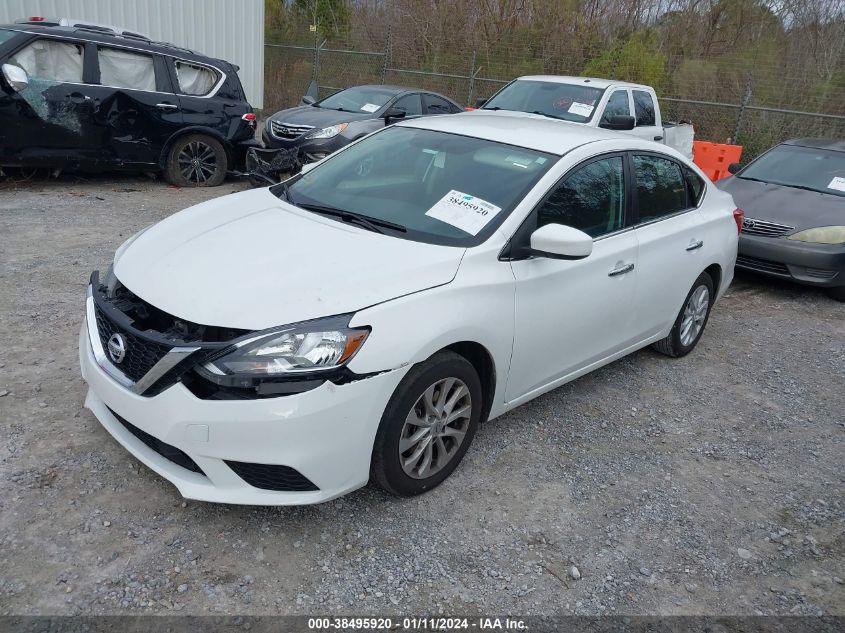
[
  {"left": 531, "top": 110, "right": 565, "bottom": 120},
  {"left": 296, "top": 203, "right": 407, "bottom": 234}
]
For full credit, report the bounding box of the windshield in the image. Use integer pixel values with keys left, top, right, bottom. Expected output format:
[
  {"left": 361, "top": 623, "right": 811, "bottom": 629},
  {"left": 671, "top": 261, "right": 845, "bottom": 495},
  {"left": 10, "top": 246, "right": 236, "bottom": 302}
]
[
  {"left": 316, "top": 86, "right": 397, "bottom": 114},
  {"left": 483, "top": 80, "right": 605, "bottom": 123},
  {"left": 739, "top": 144, "right": 845, "bottom": 197},
  {"left": 283, "top": 126, "right": 556, "bottom": 246}
]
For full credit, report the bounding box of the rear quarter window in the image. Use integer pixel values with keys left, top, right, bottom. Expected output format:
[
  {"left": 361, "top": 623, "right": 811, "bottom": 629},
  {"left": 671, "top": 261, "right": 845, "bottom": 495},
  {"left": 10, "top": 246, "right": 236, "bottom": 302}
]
[
  {"left": 0, "top": 28, "right": 19, "bottom": 47},
  {"left": 684, "top": 165, "right": 706, "bottom": 206},
  {"left": 175, "top": 60, "right": 218, "bottom": 96}
]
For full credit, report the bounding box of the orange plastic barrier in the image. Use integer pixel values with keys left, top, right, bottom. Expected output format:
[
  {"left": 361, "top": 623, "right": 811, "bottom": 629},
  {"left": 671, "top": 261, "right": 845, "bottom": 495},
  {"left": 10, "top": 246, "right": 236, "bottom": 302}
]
[{"left": 693, "top": 141, "right": 743, "bottom": 182}]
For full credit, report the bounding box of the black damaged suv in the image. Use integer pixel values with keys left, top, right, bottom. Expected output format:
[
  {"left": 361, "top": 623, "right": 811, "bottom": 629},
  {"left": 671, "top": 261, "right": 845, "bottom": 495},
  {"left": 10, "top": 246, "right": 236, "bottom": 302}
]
[{"left": 0, "top": 20, "right": 257, "bottom": 186}]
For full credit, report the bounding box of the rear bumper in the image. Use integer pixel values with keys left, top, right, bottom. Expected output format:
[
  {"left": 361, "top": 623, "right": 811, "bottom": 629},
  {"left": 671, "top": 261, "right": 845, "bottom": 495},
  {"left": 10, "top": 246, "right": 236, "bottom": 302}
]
[{"left": 737, "top": 234, "right": 845, "bottom": 288}]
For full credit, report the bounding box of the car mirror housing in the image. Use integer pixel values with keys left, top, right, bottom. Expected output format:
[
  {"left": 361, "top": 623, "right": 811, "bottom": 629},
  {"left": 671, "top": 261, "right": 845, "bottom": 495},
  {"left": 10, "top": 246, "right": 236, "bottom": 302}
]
[
  {"left": 300, "top": 95, "right": 316, "bottom": 106},
  {"left": 2, "top": 64, "right": 28, "bottom": 93},
  {"left": 382, "top": 108, "right": 406, "bottom": 124},
  {"left": 727, "top": 162, "right": 741, "bottom": 175},
  {"left": 475, "top": 97, "right": 487, "bottom": 108},
  {"left": 599, "top": 115, "right": 635, "bottom": 131},
  {"left": 529, "top": 224, "right": 593, "bottom": 260}
]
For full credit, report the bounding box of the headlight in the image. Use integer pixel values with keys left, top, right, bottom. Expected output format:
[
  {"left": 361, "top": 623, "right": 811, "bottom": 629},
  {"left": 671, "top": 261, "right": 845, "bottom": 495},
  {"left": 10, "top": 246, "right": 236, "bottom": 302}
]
[
  {"left": 787, "top": 226, "right": 845, "bottom": 244},
  {"left": 201, "top": 316, "right": 369, "bottom": 384},
  {"left": 305, "top": 123, "right": 348, "bottom": 139}
]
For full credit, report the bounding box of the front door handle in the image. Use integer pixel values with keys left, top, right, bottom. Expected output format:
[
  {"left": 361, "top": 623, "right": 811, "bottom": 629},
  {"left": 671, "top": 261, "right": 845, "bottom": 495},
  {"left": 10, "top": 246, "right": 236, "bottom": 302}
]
[
  {"left": 156, "top": 102, "right": 179, "bottom": 110},
  {"left": 653, "top": 135, "right": 663, "bottom": 141},
  {"left": 686, "top": 239, "right": 704, "bottom": 251},
  {"left": 608, "top": 263, "right": 635, "bottom": 277}
]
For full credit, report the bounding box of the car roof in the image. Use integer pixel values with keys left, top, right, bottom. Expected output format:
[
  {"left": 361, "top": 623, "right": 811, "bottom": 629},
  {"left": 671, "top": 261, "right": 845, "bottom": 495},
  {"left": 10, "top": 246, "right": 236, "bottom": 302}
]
[
  {"left": 340, "top": 84, "right": 457, "bottom": 101},
  {"left": 398, "top": 110, "right": 639, "bottom": 156},
  {"left": 515, "top": 75, "right": 653, "bottom": 91},
  {"left": 782, "top": 138, "right": 845, "bottom": 152},
  {"left": 1, "top": 24, "right": 228, "bottom": 67}
]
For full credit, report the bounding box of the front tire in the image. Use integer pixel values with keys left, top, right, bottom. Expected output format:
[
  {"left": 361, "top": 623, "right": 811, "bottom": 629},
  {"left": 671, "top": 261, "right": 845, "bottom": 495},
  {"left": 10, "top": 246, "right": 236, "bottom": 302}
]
[
  {"left": 371, "top": 351, "right": 482, "bottom": 497},
  {"left": 165, "top": 134, "right": 227, "bottom": 187},
  {"left": 652, "top": 272, "right": 715, "bottom": 358}
]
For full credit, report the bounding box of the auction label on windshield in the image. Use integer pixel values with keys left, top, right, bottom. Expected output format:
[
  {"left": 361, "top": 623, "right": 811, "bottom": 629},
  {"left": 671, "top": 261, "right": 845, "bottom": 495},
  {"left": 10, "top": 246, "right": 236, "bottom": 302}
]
[
  {"left": 567, "top": 101, "right": 594, "bottom": 117},
  {"left": 360, "top": 103, "right": 380, "bottom": 113},
  {"left": 827, "top": 176, "right": 845, "bottom": 192},
  {"left": 426, "top": 190, "right": 502, "bottom": 235}
]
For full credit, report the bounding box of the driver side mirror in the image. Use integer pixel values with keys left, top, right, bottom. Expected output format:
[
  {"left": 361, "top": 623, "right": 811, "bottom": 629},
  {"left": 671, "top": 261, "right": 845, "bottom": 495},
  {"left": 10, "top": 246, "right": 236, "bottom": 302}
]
[
  {"left": 475, "top": 97, "right": 487, "bottom": 108},
  {"left": 727, "top": 162, "right": 741, "bottom": 175},
  {"left": 382, "top": 108, "right": 406, "bottom": 125},
  {"left": 300, "top": 95, "right": 316, "bottom": 106},
  {"left": 2, "top": 64, "right": 28, "bottom": 93},
  {"left": 529, "top": 224, "right": 593, "bottom": 260},
  {"left": 599, "top": 115, "right": 635, "bottom": 131}
]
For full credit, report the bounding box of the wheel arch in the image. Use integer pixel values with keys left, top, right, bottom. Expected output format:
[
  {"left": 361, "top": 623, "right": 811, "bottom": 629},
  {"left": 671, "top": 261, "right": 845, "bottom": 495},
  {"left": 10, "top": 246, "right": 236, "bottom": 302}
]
[
  {"left": 158, "top": 126, "right": 233, "bottom": 169},
  {"left": 703, "top": 263, "right": 722, "bottom": 294},
  {"left": 441, "top": 341, "right": 496, "bottom": 424}
]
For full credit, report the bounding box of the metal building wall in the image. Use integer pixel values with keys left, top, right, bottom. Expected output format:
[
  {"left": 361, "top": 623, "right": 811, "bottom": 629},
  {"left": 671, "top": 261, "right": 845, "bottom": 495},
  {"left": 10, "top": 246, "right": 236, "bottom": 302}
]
[{"left": 0, "top": 0, "right": 264, "bottom": 108}]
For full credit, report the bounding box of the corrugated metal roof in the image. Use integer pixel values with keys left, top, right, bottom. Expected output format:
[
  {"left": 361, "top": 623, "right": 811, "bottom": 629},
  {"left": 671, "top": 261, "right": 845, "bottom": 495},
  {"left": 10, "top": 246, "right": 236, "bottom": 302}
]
[{"left": 0, "top": 0, "right": 264, "bottom": 107}]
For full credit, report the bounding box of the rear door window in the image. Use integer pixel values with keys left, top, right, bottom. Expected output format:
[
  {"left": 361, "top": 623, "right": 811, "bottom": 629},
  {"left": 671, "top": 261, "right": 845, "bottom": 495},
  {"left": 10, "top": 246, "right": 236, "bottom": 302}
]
[
  {"left": 175, "top": 61, "right": 218, "bottom": 96},
  {"left": 632, "top": 90, "right": 656, "bottom": 127},
  {"left": 98, "top": 46, "right": 156, "bottom": 91},
  {"left": 633, "top": 154, "right": 689, "bottom": 222},
  {"left": 8, "top": 38, "right": 84, "bottom": 83},
  {"left": 423, "top": 93, "right": 457, "bottom": 114}
]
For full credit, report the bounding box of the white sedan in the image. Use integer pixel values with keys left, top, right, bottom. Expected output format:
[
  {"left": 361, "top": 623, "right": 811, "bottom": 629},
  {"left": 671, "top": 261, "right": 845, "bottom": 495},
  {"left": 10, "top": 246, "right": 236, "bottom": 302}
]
[{"left": 79, "top": 111, "right": 740, "bottom": 504}]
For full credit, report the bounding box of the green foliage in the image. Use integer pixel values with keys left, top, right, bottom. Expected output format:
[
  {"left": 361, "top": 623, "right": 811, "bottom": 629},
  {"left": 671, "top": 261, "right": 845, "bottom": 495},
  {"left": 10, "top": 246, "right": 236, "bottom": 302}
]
[{"left": 583, "top": 32, "right": 668, "bottom": 91}]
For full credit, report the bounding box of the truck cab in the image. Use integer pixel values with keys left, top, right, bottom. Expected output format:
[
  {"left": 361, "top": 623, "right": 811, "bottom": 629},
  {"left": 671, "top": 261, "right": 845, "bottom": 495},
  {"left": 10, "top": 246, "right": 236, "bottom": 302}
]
[{"left": 477, "top": 75, "right": 692, "bottom": 157}]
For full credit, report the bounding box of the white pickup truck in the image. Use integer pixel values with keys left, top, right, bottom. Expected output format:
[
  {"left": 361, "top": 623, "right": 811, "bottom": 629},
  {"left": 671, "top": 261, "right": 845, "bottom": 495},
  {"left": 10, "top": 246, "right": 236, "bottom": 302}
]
[{"left": 477, "top": 75, "right": 694, "bottom": 158}]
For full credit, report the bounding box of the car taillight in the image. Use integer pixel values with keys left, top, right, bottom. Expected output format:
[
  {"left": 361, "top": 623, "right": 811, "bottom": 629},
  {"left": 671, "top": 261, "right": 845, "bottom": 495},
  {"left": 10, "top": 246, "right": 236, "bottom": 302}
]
[
  {"left": 733, "top": 208, "right": 744, "bottom": 235},
  {"left": 242, "top": 113, "right": 256, "bottom": 122},
  {"left": 29, "top": 16, "right": 46, "bottom": 21}
]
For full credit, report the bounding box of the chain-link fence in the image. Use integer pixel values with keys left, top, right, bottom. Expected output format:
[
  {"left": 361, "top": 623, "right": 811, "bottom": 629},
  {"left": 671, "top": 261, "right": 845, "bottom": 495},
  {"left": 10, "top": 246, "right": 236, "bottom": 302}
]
[{"left": 264, "top": 17, "right": 845, "bottom": 163}]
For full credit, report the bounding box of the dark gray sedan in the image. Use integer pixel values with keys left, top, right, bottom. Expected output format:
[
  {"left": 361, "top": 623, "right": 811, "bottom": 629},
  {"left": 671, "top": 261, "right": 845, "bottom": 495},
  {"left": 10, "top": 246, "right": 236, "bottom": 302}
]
[
  {"left": 261, "top": 85, "right": 463, "bottom": 163},
  {"left": 718, "top": 138, "right": 845, "bottom": 301}
]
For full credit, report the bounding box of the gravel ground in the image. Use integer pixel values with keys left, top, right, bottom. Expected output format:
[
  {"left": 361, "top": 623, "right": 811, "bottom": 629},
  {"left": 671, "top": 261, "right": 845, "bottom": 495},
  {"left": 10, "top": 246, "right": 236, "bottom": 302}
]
[{"left": 1, "top": 174, "right": 843, "bottom": 616}]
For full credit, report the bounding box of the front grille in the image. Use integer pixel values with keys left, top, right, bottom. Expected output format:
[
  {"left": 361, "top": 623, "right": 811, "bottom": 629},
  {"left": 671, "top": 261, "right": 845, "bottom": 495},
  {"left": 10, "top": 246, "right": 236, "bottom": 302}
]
[
  {"left": 736, "top": 255, "right": 790, "bottom": 276},
  {"left": 94, "top": 304, "right": 171, "bottom": 382},
  {"left": 108, "top": 408, "right": 205, "bottom": 475},
  {"left": 741, "top": 218, "right": 794, "bottom": 237},
  {"left": 225, "top": 461, "right": 319, "bottom": 492},
  {"left": 270, "top": 120, "right": 313, "bottom": 139}
]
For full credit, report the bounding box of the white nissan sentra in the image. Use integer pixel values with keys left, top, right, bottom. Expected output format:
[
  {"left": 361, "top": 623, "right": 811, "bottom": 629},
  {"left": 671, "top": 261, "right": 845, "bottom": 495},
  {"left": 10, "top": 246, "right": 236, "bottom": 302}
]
[{"left": 79, "top": 111, "right": 740, "bottom": 505}]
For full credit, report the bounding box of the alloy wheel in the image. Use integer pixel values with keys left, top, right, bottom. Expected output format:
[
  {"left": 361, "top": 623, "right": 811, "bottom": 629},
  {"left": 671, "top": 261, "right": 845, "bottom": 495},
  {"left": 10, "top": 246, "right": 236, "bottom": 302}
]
[
  {"left": 177, "top": 141, "right": 218, "bottom": 184},
  {"left": 680, "top": 285, "right": 710, "bottom": 346},
  {"left": 399, "top": 377, "right": 472, "bottom": 479}
]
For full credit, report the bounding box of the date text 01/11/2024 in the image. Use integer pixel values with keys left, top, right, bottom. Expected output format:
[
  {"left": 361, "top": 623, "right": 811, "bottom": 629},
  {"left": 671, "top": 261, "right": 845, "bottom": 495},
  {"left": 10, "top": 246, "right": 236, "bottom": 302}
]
[{"left": 307, "top": 617, "right": 528, "bottom": 630}]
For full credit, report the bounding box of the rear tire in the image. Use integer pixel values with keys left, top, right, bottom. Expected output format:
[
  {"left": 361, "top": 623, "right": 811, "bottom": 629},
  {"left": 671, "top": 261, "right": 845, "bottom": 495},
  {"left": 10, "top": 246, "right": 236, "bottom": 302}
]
[
  {"left": 371, "top": 351, "right": 482, "bottom": 497},
  {"left": 165, "top": 134, "right": 227, "bottom": 187},
  {"left": 827, "top": 286, "right": 845, "bottom": 302},
  {"left": 652, "top": 272, "right": 715, "bottom": 358}
]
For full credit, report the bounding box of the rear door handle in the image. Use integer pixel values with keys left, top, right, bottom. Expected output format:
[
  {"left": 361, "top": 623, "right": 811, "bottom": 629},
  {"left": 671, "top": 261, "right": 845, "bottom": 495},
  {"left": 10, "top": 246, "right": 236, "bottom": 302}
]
[
  {"left": 156, "top": 102, "right": 179, "bottom": 110},
  {"left": 608, "top": 263, "right": 635, "bottom": 277},
  {"left": 653, "top": 135, "right": 663, "bottom": 141},
  {"left": 686, "top": 239, "right": 704, "bottom": 251}
]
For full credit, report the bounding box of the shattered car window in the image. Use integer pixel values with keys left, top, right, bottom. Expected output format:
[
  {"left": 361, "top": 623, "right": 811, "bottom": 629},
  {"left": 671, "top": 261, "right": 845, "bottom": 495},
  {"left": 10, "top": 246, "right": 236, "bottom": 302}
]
[
  {"left": 98, "top": 47, "right": 156, "bottom": 92},
  {"left": 8, "top": 39, "right": 84, "bottom": 83},
  {"left": 175, "top": 61, "right": 217, "bottom": 95},
  {"left": 0, "top": 29, "right": 18, "bottom": 45}
]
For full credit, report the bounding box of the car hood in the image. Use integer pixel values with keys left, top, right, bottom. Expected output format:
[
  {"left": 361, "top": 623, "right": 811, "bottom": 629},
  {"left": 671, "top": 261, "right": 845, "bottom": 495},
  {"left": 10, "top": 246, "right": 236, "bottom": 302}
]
[
  {"left": 717, "top": 177, "right": 845, "bottom": 230},
  {"left": 113, "top": 188, "right": 464, "bottom": 330},
  {"left": 268, "top": 105, "right": 374, "bottom": 127}
]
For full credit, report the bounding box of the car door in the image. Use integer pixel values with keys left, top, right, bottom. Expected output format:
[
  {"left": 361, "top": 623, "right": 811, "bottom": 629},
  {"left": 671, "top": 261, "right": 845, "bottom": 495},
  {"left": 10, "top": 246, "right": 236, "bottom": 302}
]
[
  {"left": 1, "top": 36, "right": 106, "bottom": 163},
  {"left": 630, "top": 152, "right": 706, "bottom": 339},
  {"left": 506, "top": 154, "right": 640, "bottom": 403},
  {"left": 81, "top": 45, "right": 182, "bottom": 165},
  {"left": 171, "top": 58, "right": 238, "bottom": 140},
  {"left": 631, "top": 89, "right": 663, "bottom": 142}
]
